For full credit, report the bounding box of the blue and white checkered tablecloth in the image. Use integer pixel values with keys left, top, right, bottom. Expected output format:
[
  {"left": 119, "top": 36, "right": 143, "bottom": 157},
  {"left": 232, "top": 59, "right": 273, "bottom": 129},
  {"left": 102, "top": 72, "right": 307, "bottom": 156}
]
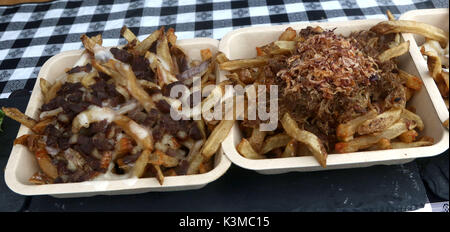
[{"left": 0, "top": 0, "right": 448, "bottom": 99}]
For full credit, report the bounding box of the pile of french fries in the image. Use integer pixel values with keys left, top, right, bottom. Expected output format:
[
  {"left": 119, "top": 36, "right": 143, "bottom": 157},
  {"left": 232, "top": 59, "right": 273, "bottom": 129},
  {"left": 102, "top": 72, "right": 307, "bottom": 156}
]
[
  {"left": 3, "top": 26, "right": 236, "bottom": 185},
  {"left": 419, "top": 35, "right": 448, "bottom": 129},
  {"left": 371, "top": 10, "right": 449, "bottom": 128},
  {"left": 220, "top": 11, "right": 440, "bottom": 168}
]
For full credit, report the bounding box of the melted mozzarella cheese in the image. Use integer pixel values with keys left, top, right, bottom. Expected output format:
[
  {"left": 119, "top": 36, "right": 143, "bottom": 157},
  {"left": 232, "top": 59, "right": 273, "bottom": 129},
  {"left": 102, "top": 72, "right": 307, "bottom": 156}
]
[
  {"left": 129, "top": 121, "right": 149, "bottom": 140},
  {"left": 72, "top": 106, "right": 116, "bottom": 132},
  {"left": 93, "top": 44, "right": 114, "bottom": 63}
]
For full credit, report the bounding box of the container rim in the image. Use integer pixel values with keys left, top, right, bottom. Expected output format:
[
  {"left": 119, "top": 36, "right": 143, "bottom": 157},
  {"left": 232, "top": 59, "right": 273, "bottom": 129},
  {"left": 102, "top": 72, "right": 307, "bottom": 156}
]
[
  {"left": 218, "top": 18, "right": 449, "bottom": 172},
  {"left": 4, "top": 37, "right": 233, "bottom": 196}
]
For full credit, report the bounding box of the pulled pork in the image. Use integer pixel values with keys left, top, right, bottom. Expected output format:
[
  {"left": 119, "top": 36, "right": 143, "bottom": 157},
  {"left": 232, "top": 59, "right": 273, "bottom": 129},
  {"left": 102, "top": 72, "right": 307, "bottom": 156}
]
[{"left": 275, "top": 27, "right": 406, "bottom": 149}]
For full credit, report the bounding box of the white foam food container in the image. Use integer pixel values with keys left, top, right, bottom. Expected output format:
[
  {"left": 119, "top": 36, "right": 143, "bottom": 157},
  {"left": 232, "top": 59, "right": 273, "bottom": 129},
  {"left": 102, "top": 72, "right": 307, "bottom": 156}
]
[
  {"left": 4, "top": 38, "right": 232, "bottom": 198},
  {"left": 399, "top": 8, "right": 449, "bottom": 125},
  {"left": 219, "top": 19, "right": 449, "bottom": 174}
]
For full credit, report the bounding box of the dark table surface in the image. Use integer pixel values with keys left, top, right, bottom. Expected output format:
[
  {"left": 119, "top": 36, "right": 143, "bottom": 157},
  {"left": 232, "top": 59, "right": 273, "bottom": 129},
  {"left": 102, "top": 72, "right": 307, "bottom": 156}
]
[{"left": 0, "top": 0, "right": 448, "bottom": 212}]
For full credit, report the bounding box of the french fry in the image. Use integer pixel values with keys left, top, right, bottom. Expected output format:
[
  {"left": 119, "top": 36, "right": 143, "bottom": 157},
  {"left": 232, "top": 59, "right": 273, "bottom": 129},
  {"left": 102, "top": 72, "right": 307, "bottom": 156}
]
[
  {"left": 377, "top": 41, "right": 409, "bottom": 62},
  {"left": 134, "top": 27, "right": 163, "bottom": 55},
  {"left": 422, "top": 39, "right": 449, "bottom": 67},
  {"left": 337, "top": 109, "right": 378, "bottom": 141},
  {"left": 215, "top": 52, "right": 229, "bottom": 64},
  {"left": 401, "top": 108, "right": 424, "bottom": 131},
  {"left": 66, "top": 71, "right": 86, "bottom": 83},
  {"left": 260, "top": 133, "right": 292, "bottom": 155},
  {"left": 114, "top": 115, "right": 154, "bottom": 151},
  {"left": 133, "top": 149, "right": 150, "bottom": 178},
  {"left": 398, "top": 69, "right": 422, "bottom": 91},
  {"left": 92, "top": 59, "right": 127, "bottom": 87},
  {"left": 91, "top": 34, "right": 103, "bottom": 46},
  {"left": 149, "top": 150, "right": 179, "bottom": 168},
  {"left": 2, "top": 107, "right": 37, "bottom": 129},
  {"left": 39, "top": 106, "right": 63, "bottom": 119},
  {"left": 366, "top": 138, "right": 392, "bottom": 151},
  {"left": 202, "top": 95, "right": 245, "bottom": 159},
  {"left": 195, "top": 120, "right": 207, "bottom": 141},
  {"left": 14, "top": 134, "right": 46, "bottom": 152},
  {"left": 186, "top": 140, "right": 204, "bottom": 174},
  {"left": 156, "top": 61, "right": 179, "bottom": 87},
  {"left": 370, "top": 20, "right": 449, "bottom": 47},
  {"left": 201, "top": 80, "right": 231, "bottom": 116},
  {"left": 378, "top": 138, "right": 392, "bottom": 150},
  {"left": 237, "top": 138, "right": 265, "bottom": 159},
  {"left": 31, "top": 118, "right": 53, "bottom": 134},
  {"left": 335, "top": 119, "right": 416, "bottom": 153},
  {"left": 385, "top": 10, "right": 401, "bottom": 47},
  {"left": 80, "top": 70, "right": 98, "bottom": 88},
  {"left": 99, "top": 151, "right": 112, "bottom": 170},
  {"left": 201, "top": 119, "right": 235, "bottom": 159},
  {"left": 281, "top": 139, "right": 297, "bottom": 158},
  {"left": 225, "top": 73, "right": 246, "bottom": 87},
  {"left": 80, "top": 34, "right": 98, "bottom": 54},
  {"left": 156, "top": 33, "right": 175, "bottom": 73},
  {"left": 114, "top": 60, "right": 156, "bottom": 112},
  {"left": 29, "top": 171, "right": 53, "bottom": 185},
  {"left": 386, "top": 10, "right": 396, "bottom": 21},
  {"left": 296, "top": 141, "right": 314, "bottom": 156},
  {"left": 163, "top": 168, "right": 177, "bottom": 176},
  {"left": 187, "top": 150, "right": 204, "bottom": 175},
  {"left": 120, "top": 26, "right": 139, "bottom": 44},
  {"left": 398, "top": 130, "right": 419, "bottom": 143},
  {"left": 138, "top": 79, "right": 160, "bottom": 90},
  {"left": 248, "top": 128, "right": 267, "bottom": 152},
  {"left": 405, "top": 88, "right": 414, "bottom": 102},
  {"left": 256, "top": 47, "right": 266, "bottom": 56},
  {"left": 271, "top": 41, "right": 296, "bottom": 54},
  {"left": 278, "top": 27, "right": 297, "bottom": 41},
  {"left": 166, "top": 27, "right": 177, "bottom": 46},
  {"left": 45, "top": 80, "right": 62, "bottom": 104},
  {"left": 419, "top": 136, "right": 434, "bottom": 143},
  {"left": 219, "top": 57, "right": 269, "bottom": 71},
  {"left": 114, "top": 137, "right": 133, "bottom": 159},
  {"left": 39, "top": 78, "right": 49, "bottom": 100},
  {"left": 152, "top": 164, "right": 164, "bottom": 185},
  {"left": 14, "top": 134, "right": 30, "bottom": 146},
  {"left": 280, "top": 113, "right": 327, "bottom": 167},
  {"left": 357, "top": 108, "right": 402, "bottom": 135},
  {"left": 367, "top": 37, "right": 378, "bottom": 48},
  {"left": 198, "top": 159, "right": 214, "bottom": 174},
  {"left": 390, "top": 140, "right": 433, "bottom": 149},
  {"left": 117, "top": 158, "right": 132, "bottom": 172},
  {"left": 201, "top": 48, "right": 213, "bottom": 61},
  {"left": 422, "top": 50, "right": 442, "bottom": 79},
  {"left": 443, "top": 118, "right": 449, "bottom": 129},
  {"left": 35, "top": 149, "right": 58, "bottom": 179}
]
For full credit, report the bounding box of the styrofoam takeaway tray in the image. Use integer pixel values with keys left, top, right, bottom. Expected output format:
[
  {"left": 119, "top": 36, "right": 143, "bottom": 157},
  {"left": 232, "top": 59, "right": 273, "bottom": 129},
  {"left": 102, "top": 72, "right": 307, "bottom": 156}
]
[
  {"left": 4, "top": 38, "right": 232, "bottom": 198},
  {"left": 399, "top": 8, "right": 449, "bottom": 125},
  {"left": 219, "top": 19, "right": 449, "bottom": 174}
]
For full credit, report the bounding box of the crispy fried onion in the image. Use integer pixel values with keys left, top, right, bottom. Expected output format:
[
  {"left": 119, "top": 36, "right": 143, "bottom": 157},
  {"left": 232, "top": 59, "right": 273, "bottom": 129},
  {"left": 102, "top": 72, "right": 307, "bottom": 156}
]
[{"left": 278, "top": 30, "right": 379, "bottom": 99}]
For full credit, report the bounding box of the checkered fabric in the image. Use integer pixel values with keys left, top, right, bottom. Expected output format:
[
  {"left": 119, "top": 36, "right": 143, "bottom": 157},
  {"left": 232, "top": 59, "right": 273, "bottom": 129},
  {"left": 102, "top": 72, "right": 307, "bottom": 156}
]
[{"left": 0, "top": 0, "right": 447, "bottom": 99}]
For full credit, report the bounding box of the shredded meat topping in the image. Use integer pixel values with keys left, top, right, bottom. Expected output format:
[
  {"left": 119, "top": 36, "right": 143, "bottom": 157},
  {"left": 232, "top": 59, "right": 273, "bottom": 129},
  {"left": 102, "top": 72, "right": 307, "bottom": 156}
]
[
  {"left": 278, "top": 30, "right": 379, "bottom": 99},
  {"left": 274, "top": 28, "right": 405, "bottom": 149}
]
